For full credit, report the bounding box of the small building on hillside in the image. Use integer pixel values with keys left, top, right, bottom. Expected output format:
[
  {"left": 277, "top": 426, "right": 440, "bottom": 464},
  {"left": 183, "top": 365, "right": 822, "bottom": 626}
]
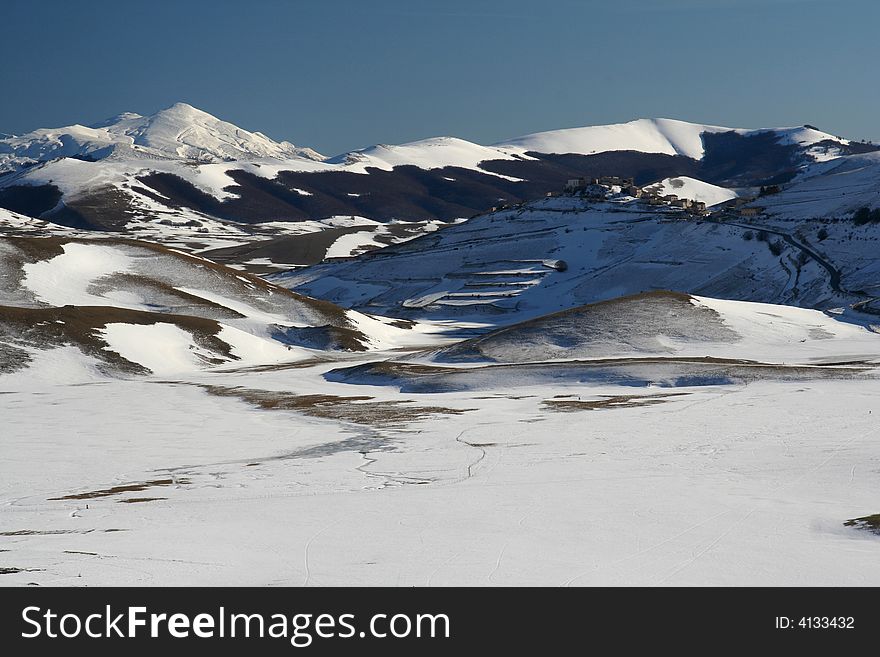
[
  {"left": 739, "top": 206, "right": 764, "bottom": 217},
  {"left": 583, "top": 183, "right": 609, "bottom": 199},
  {"left": 591, "top": 176, "right": 635, "bottom": 187}
]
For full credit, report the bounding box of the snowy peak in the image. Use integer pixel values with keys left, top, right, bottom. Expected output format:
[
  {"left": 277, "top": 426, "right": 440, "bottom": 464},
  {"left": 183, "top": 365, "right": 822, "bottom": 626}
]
[
  {"left": 0, "top": 102, "right": 325, "bottom": 171},
  {"left": 106, "top": 102, "right": 325, "bottom": 162}
]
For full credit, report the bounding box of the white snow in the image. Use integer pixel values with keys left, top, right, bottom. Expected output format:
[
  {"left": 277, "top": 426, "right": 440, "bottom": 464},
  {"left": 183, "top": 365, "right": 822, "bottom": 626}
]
[
  {"left": 100, "top": 322, "right": 306, "bottom": 374},
  {"left": 173, "top": 286, "right": 305, "bottom": 329},
  {"left": 323, "top": 230, "right": 383, "bottom": 260},
  {"left": 216, "top": 325, "right": 309, "bottom": 363},
  {"left": 3, "top": 336, "right": 880, "bottom": 585},
  {"left": 101, "top": 322, "right": 217, "bottom": 374},
  {"left": 22, "top": 242, "right": 136, "bottom": 307},
  {"left": 2, "top": 345, "right": 108, "bottom": 389}
]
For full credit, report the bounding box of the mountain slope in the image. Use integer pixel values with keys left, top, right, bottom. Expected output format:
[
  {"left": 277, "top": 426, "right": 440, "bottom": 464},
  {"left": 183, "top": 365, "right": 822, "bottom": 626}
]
[{"left": 276, "top": 197, "right": 848, "bottom": 324}]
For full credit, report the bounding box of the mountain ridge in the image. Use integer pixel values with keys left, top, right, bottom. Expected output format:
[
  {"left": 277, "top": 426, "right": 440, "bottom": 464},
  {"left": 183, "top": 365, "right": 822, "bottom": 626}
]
[
  {"left": 1, "top": 103, "right": 877, "bottom": 239},
  {"left": 1, "top": 104, "right": 864, "bottom": 175}
]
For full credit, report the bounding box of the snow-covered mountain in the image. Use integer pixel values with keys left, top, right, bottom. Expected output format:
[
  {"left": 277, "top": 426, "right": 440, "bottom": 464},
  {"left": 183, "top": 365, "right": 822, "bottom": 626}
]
[
  {"left": 0, "top": 102, "right": 324, "bottom": 170},
  {"left": 1, "top": 110, "right": 851, "bottom": 176},
  {"left": 330, "top": 118, "right": 853, "bottom": 170},
  {"left": 1, "top": 105, "right": 874, "bottom": 236},
  {"left": 494, "top": 118, "right": 848, "bottom": 161}
]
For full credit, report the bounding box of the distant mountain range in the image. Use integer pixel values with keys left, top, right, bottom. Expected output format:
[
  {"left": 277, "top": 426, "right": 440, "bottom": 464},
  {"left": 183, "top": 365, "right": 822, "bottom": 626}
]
[{"left": 1, "top": 103, "right": 876, "bottom": 231}]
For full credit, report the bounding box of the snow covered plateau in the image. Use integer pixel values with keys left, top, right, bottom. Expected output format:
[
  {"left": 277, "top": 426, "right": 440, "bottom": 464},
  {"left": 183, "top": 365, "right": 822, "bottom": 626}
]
[{"left": 3, "top": 108, "right": 880, "bottom": 586}]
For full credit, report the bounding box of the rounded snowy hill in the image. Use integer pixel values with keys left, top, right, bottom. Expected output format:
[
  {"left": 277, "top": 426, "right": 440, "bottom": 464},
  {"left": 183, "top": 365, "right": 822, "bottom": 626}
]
[
  {"left": 0, "top": 236, "right": 432, "bottom": 376},
  {"left": 425, "top": 291, "right": 880, "bottom": 366},
  {"left": 494, "top": 117, "right": 851, "bottom": 160}
]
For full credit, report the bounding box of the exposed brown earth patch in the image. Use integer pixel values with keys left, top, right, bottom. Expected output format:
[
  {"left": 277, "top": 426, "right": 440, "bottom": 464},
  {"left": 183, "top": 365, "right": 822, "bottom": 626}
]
[
  {"left": 844, "top": 514, "right": 880, "bottom": 535},
  {"left": 196, "top": 384, "right": 473, "bottom": 427},
  {"left": 201, "top": 226, "right": 375, "bottom": 267},
  {"left": 0, "top": 529, "right": 127, "bottom": 536},
  {"left": 543, "top": 392, "right": 690, "bottom": 412},
  {"left": 0, "top": 567, "right": 43, "bottom": 575},
  {"left": 215, "top": 356, "right": 330, "bottom": 373},
  {"left": 49, "top": 478, "right": 189, "bottom": 501}
]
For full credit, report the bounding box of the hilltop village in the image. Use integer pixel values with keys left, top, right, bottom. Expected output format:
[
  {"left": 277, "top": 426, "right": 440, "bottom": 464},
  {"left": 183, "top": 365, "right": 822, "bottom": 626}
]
[{"left": 555, "top": 175, "right": 768, "bottom": 219}]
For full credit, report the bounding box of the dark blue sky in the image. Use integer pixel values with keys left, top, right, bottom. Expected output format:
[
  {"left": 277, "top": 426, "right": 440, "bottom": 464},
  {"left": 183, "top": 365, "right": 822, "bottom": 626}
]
[{"left": 3, "top": 0, "right": 878, "bottom": 155}]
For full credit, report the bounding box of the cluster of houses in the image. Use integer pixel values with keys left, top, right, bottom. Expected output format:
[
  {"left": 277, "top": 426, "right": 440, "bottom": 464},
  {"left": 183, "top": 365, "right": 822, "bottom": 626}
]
[
  {"left": 717, "top": 196, "right": 764, "bottom": 217},
  {"left": 561, "top": 176, "right": 708, "bottom": 214}
]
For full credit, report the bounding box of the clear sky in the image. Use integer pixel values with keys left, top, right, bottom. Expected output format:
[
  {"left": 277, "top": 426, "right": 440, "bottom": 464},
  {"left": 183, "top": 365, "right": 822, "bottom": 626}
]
[{"left": 3, "top": 0, "right": 878, "bottom": 155}]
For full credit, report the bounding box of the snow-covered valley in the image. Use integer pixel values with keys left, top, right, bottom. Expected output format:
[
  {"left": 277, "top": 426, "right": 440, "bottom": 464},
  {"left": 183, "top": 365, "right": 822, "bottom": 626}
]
[{"left": 3, "top": 347, "right": 880, "bottom": 586}]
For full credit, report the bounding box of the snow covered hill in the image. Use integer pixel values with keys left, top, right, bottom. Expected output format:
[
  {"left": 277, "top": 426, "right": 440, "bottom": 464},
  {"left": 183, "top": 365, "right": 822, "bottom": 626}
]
[
  {"left": 494, "top": 118, "right": 845, "bottom": 160},
  {"left": 641, "top": 176, "right": 738, "bottom": 207},
  {"left": 424, "top": 291, "right": 880, "bottom": 366},
  {"left": 275, "top": 149, "right": 880, "bottom": 325},
  {"left": 325, "top": 136, "right": 525, "bottom": 176},
  {"left": 331, "top": 118, "right": 852, "bottom": 170},
  {"left": 0, "top": 236, "right": 441, "bottom": 377},
  {"left": 275, "top": 195, "right": 842, "bottom": 323}
]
